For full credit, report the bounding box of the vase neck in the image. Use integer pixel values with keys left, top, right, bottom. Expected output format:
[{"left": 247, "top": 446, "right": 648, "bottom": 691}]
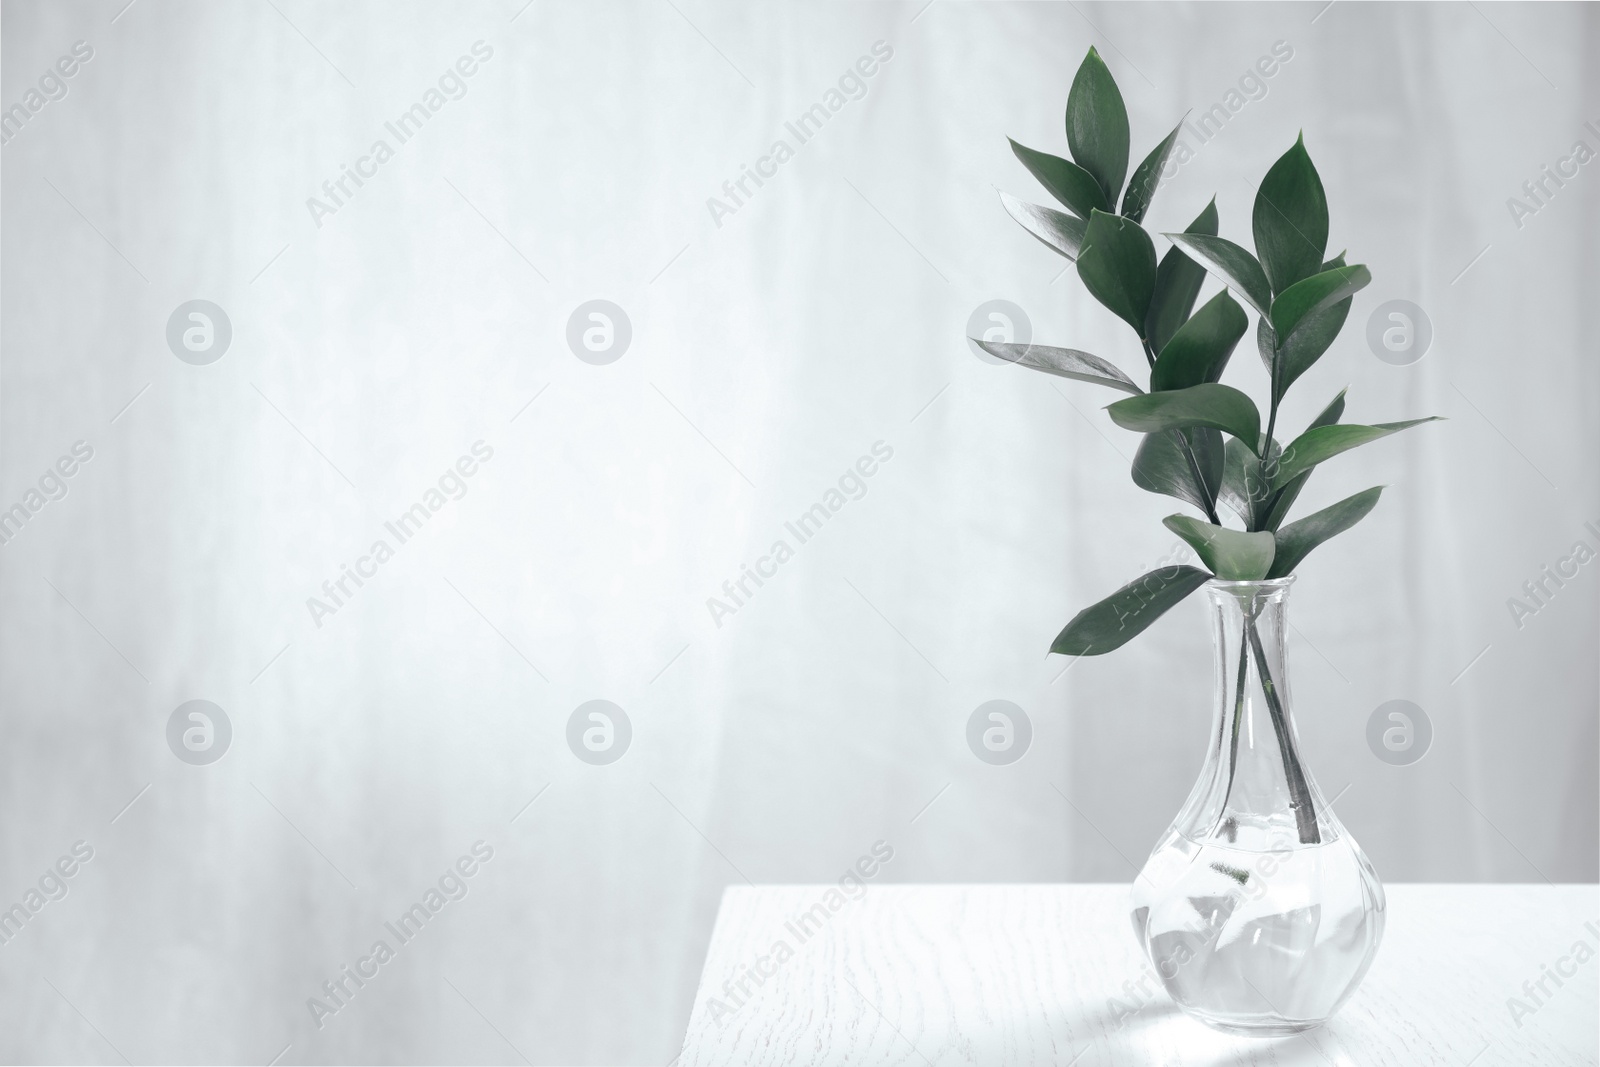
[{"left": 1170, "top": 579, "right": 1335, "bottom": 849}]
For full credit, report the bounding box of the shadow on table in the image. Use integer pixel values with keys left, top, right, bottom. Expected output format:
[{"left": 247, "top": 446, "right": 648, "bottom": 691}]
[
  {"left": 1055, "top": 1000, "right": 1357, "bottom": 1067},
  {"left": 937, "top": 999, "right": 1189, "bottom": 1065},
  {"left": 917, "top": 984, "right": 1367, "bottom": 1066},
  {"left": 1187, "top": 1019, "right": 1363, "bottom": 1067},
  {"left": 1196, "top": 1033, "right": 1354, "bottom": 1067}
]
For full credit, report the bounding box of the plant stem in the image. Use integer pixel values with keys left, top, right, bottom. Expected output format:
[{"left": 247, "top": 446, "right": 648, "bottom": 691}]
[
  {"left": 1215, "top": 609, "right": 1253, "bottom": 839},
  {"left": 1245, "top": 616, "right": 1320, "bottom": 845},
  {"left": 1263, "top": 392, "right": 1279, "bottom": 461},
  {"left": 1256, "top": 350, "right": 1280, "bottom": 535},
  {"left": 1264, "top": 330, "right": 1281, "bottom": 451}
]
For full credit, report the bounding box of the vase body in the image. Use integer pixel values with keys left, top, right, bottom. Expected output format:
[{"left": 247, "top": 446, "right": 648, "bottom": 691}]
[{"left": 1129, "top": 577, "right": 1384, "bottom": 1036}]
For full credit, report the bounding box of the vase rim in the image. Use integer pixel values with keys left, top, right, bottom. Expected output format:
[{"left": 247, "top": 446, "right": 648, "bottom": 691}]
[{"left": 1205, "top": 575, "right": 1297, "bottom": 590}]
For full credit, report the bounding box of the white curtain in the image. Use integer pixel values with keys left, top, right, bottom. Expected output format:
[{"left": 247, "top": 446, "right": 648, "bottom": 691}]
[{"left": 2, "top": 1, "right": 1594, "bottom": 1061}]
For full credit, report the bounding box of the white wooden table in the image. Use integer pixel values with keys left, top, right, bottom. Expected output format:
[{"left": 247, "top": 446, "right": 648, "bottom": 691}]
[{"left": 678, "top": 885, "right": 1598, "bottom": 1066}]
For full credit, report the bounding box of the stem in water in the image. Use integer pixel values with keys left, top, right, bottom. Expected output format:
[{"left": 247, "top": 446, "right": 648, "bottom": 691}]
[
  {"left": 1215, "top": 610, "right": 1253, "bottom": 841},
  {"left": 1246, "top": 616, "right": 1320, "bottom": 845}
]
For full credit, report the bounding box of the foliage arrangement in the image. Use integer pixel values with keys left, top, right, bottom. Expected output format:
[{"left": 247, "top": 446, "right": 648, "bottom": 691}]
[{"left": 980, "top": 47, "right": 1439, "bottom": 661}]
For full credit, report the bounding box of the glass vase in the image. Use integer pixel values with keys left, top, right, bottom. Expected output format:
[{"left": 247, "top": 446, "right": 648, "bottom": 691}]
[{"left": 1128, "top": 577, "right": 1385, "bottom": 1036}]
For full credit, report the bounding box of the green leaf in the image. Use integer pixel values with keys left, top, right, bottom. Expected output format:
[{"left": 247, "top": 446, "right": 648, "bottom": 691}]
[
  {"left": 1132, "top": 427, "right": 1223, "bottom": 514},
  {"left": 1008, "top": 139, "right": 1110, "bottom": 219},
  {"left": 1163, "top": 515, "right": 1276, "bottom": 581},
  {"left": 1266, "top": 299, "right": 1352, "bottom": 403},
  {"left": 1261, "top": 388, "right": 1346, "bottom": 530},
  {"left": 1000, "top": 191, "right": 1087, "bottom": 260},
  {"left": 1267, "top": 486, "right": 1384, "bottom": 578},
  {"left": 1077, "top": 209, "right": 1157, "bottom": 337},
  {"left": 1218, "top": 434, "right": 1279, "bottom": 530},
  {"left": 1257, "top": 254, "right": 1349, "bottom": 397},
  {"left": 1162, "top": 233, "right": 1272, "bottom": 318},
  {"left": 972, "top": 340, "right": 1142, "bottom": 394},
  {"left": 1050, "top": 565, "right": 1211, "bottom": 656},
  {"left": 1270, "top": 417, "right": 1442, "bottom": 490},
  {"left": 1253, "top": 134, "right": 1329, "bottom": 295},
  {"left": 1120, "top": 120, "right": 1183, "bottom": 224},
  {"left": 1107, "top": 383, "right": 1262, "bottom": 454},
  {"left": 1151, "top": 290, "right": 1248, "bottom": 392},
  {"left": 1065, "top": 47, "right": 1131, "bottom": 208},
  {"left": 1269, "top": 264, "right": 1371, "bottom": 347},
  {"left": 1308, "top": 386, "right": 1347, "bottom": 430},
  {"left": 1147, "top": 199, "right": 1218, "bottom": 356}
]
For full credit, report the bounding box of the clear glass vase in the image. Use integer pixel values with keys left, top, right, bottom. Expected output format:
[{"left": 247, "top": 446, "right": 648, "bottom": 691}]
[{"left": 1129, "top": 577, "right": 1385, "bottom": 1036}]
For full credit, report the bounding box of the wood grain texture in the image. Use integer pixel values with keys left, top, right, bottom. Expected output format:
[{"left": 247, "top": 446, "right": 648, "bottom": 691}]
[{"left": 678, "top": 884, "right": 1598, "bottom": 1066}]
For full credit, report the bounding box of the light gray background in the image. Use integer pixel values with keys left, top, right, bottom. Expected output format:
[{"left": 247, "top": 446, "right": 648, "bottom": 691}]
[{"left": 2, "top": 1, "right": 1596, "bottom": 1063}]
